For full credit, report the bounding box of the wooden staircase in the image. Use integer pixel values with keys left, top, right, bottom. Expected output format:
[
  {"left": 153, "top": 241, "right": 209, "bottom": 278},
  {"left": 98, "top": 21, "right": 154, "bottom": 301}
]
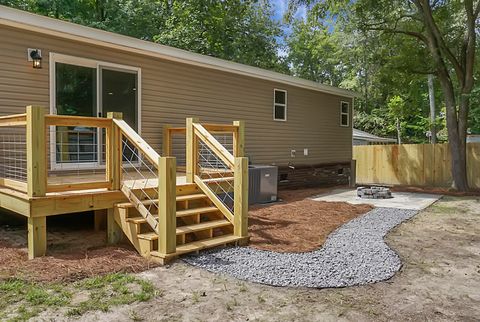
[{"left": 114, "top": 182, "right": 245, "bottom": 263}]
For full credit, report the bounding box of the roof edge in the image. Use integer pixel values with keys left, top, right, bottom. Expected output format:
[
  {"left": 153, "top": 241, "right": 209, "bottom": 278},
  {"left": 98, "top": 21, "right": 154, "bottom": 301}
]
[{"left": 0, "top": 5, "right": 360, "bottom": 98}]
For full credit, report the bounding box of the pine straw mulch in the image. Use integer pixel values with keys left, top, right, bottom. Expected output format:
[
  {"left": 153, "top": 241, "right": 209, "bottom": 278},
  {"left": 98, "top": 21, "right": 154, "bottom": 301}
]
[
  {"left": 248, "top": 187, "right": 373, "bottom": 253},
  {"left": 0, "top": 239, "right": 159, "bottom": 283}
]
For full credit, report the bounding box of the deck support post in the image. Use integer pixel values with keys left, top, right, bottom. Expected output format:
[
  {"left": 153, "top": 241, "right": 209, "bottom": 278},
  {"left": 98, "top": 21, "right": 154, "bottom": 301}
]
[
  {"left": 233, "top": 157, "right": 248, "bottom": 238},
  {"left": 163, "top": 124, "right": 172, "bottom": 156},
  {"left": 94, "top": 209, "right": 107, "bottom": 231},
  {"left": 186, "top": 118, "right": 199, "bottom": 183},
  {"left": 26, "top": 106, "right": 47, "bottom": 197},
  {"left": 26, "top": 106, "right": 47, "bottom": 259},
  {"left": 28, "top": 216, "right": 46, "bottom": 259},
  {"left": 233, "top": 120, "right": 245, "bottom": 157},
  {"left": 107, "top": 112, "right": 123, "bottom": 191},
  {"left": 107, "top": 208, "right": 123, "bottom": 244},
  {"left": 158, "top": 156, "right": 177, "bottom": 255}
]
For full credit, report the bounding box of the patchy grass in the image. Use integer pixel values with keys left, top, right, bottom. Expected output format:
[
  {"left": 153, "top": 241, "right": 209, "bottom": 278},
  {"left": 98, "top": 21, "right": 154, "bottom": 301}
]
[
  {"left": 428, "top": 203, "right": 469, "bottom": 214},
  {"left": 0, "top": 273, "right": 156, "bottom": 321}
]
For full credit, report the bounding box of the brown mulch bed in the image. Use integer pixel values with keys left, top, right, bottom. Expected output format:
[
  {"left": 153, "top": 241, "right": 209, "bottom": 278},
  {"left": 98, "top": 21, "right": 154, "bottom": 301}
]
[
  {"left": 0, "top": 239, "right": 158, "bottom": 283},
  {"left": 248, "top": 187, "right": 373, "bottom": 253}
]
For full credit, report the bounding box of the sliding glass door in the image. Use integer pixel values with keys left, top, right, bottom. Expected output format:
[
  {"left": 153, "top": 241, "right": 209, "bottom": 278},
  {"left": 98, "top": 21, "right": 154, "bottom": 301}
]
[
  {"left": 55, "top": 62, "right": 98, "bottom": 166},
  {"left": 51, "top": 54, "right": 139, "bottom": 170}
]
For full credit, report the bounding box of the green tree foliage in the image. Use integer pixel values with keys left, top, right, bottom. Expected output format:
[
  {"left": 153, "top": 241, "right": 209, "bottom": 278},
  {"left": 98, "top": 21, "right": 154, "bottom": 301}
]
[{"left": 0, "top": 0, "right": 287, "bottom": 72}]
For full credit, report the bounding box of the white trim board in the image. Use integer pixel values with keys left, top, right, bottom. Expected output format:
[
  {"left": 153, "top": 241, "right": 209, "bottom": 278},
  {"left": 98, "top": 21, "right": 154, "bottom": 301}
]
[{"left": 0, "top": 5, "right": 359, "bottom": 98}]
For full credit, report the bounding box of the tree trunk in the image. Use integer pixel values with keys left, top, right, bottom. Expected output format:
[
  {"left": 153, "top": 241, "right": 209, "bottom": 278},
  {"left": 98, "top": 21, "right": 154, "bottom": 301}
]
[
  {"left": 437, "top": 74, "right": 469, "bottom": 191},
  {"left": 427, "top": 74, "right": 436, "bottom": 144}
]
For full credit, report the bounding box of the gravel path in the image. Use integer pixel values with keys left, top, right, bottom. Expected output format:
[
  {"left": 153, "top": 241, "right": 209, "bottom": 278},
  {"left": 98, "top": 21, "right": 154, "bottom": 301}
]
[{"left": 184, "top": 207, "right": 418, "bottom": 288}]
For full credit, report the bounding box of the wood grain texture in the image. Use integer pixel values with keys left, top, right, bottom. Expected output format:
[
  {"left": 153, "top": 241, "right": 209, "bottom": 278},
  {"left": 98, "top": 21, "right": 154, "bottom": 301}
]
[{"left": 353, "top": 143, "right": 480, "bottom": 188}]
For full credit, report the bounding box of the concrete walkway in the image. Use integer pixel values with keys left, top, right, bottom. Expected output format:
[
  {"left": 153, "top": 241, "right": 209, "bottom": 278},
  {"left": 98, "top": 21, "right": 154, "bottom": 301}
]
[{"left": 313, "top": 189, "right": 441, "bottom": 210}]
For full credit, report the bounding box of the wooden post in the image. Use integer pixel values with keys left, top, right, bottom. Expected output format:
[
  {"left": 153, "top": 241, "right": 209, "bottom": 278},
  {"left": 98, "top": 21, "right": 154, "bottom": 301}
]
[
  {"left": 107, "top": 112, "right": 123, "bottom": 190},
  {"left": 158, "top": 156, "right": 177, "bottom": 255},
  {"left": 233, "top": 120, "right": 245, "bottom": 157},
  {"left": 26, "top": 106, "right": 46, "bottom": 197},
  {"left": 163, "top": 125, "right": 172, "bottom": 156},
  {"left": 186, "top": 118, "right": 199, "bottom": 183},
  {"left": 107, "top": 208, "right": 123, "bottom": 244},
  {"left": 350, "top": 159, "right": 357, "bottom": 188},
  {"left": 233, "top": 157, "right": 248, "bottom": 238},
  {"left": 28, "top": 217, "right": 46, "bottom": 259},
  {"left": 94, "top": 209, "right": 107, "bottom": 231}
]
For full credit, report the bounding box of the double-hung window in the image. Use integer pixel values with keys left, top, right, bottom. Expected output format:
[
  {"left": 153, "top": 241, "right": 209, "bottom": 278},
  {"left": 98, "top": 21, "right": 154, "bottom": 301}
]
[
  {"left": 340, "top": 101, "right": 350, "bottom": 127},
  {"left": 274, "top": 89, "right": 287, "bottom": 121}
]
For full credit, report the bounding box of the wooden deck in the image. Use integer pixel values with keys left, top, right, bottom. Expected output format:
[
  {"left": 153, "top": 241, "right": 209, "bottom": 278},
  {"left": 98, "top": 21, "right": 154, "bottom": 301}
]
[{"left": 0, "top": 108, "right": 249, "bottom": 263}]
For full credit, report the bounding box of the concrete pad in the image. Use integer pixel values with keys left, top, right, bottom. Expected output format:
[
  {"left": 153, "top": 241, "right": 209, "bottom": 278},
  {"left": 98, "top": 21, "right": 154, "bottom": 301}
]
[{"left": 312, "top": 189, "right": 441, "bottom": 210}]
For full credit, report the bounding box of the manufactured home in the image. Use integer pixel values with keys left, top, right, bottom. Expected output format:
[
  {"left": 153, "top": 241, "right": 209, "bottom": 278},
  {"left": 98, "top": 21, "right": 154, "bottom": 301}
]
[{"left": 0, "top": 6, "right": 357, "bottom": 261}]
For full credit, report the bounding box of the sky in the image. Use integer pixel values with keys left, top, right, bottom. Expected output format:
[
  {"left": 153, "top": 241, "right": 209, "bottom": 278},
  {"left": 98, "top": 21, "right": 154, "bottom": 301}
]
[{"left": 270, "top": 0, "right": 307, "bottom": 56}]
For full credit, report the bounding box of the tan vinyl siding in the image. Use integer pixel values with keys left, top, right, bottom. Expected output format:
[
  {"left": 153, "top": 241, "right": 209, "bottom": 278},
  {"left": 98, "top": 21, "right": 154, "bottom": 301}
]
[{"left": 0, "top": 25, "right": 352, "bottom": 166}]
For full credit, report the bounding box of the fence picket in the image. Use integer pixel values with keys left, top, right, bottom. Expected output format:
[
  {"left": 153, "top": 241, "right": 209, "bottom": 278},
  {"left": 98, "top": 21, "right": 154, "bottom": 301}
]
[{"left": 353, "top": 143, "right": 480, "bottom": 189}]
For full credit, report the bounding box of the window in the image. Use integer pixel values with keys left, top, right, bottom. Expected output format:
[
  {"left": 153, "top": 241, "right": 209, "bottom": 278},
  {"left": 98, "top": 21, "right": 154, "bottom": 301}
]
[
  {"left": 340, "top": 101, "right": 350, "bottom": 127},
  {"left": 274, "top": 89, "right": 287, "bottom": 121}
]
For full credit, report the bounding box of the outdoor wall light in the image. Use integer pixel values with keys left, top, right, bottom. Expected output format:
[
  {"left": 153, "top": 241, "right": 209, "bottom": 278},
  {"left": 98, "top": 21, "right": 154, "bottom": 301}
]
[{"left": 27, "top": 48, "right": 42, "bottom": 69}]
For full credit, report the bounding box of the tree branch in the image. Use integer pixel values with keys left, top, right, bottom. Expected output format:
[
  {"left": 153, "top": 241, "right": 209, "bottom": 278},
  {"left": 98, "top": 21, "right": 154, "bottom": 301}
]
[
  {"left": 367, "top": 27, "right": 428, "bottom": 44},
  {"left": 414, "top": 0, "right": 465, "bottom": 85}
]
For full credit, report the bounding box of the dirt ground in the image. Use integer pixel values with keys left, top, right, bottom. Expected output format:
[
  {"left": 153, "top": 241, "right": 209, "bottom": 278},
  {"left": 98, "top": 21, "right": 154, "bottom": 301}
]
[
  {"left": 1, "top": 192, "right": 479, "bottom": 321},
  {"left": 33, "top": 195, "right": 480, "bottom": 322},
  {"left": 249, "top": 188, "right": 372, "bottom": 252}
]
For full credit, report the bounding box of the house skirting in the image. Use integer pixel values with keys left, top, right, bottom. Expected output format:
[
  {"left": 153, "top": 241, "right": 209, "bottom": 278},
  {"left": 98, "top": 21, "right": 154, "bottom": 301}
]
[{"left": 278, "top": 162, "right": 351, "bottom": 189}]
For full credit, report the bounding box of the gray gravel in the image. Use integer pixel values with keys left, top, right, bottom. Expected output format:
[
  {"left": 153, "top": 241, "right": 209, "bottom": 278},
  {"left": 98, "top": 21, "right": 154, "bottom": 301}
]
[{"left": 184, "top": 207, "right": 418, "bottom": 288}]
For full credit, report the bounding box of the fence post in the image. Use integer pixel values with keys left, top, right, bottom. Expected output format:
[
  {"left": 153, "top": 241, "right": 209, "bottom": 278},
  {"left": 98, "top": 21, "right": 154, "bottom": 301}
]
[
  {"left": 26, "top": 106, "right": 46, "bottom": 197},
  {"left": 234, "top": 157, "right": 248, "bottom": 238},
  {"left": 186, "top": 118, "right": 199, "bottom": 183},
  {"left": 158, "top": 156, "right": 177, "bottom": 255},
  {"left": 163, "top": 124, "right": 172, "bottom": 156},
  {"left": 106, "top": 112, "right": 123, "bottom": 190},
  {"left": 233, "top": 120, "right": 245, "bottom": 157},
  {"left": 26, "top": 106, "right": 47, "bottom": 259},
  {"left": 349, "top": 159, "right": 357, "bottom": 187}
]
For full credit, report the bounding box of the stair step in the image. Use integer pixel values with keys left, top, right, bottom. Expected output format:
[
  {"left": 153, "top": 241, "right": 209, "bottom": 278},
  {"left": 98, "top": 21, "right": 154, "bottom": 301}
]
[
  {"left": 176, "top": 206, "right": 218, "bottom": 217},
  {"left": 176, "top": 193, "right": 208, "bottom": 202},
  {"left": 201, "top": 177, "right": 235, "bottom": 184},
  {"left": 126, "top": 205, "right": 219, "bottom": 224},
  {"left": 116, "top": 193, "right": 208, "bottom": 209},
  {"left": 177, "top": 219, "right": 231, "bottom": 234},
  {"left": 137, "top": 219, "right": 231, "bottom": 241},
  {"left": 151, "top": 234, "right": 242, "bottom": 257},
  {"left": 127, "top": 215, "right": 158, "bottom": 224}
]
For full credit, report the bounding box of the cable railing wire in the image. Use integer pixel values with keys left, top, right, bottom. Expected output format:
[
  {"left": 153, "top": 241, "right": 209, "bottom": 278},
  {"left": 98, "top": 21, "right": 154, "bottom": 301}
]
[
  {"left": 121, "top": 135, "right": 160, "bottom": 217},
  {"left": 0, "top": 129, "right": 27, "bottom": 182},
  {"left": 197, "top": 137, "right": 235, "bottom": 213}
]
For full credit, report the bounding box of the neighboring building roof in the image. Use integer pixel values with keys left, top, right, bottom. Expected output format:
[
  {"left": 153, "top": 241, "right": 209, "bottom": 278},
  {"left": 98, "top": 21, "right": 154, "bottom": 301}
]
[
  {"left": 0, "top": 5, "right": 359, "bottom": 98},
  {"left": 353, "top": 128, "right": 397, "bottom": 143},
  {"left": 467, "top": 135, "right": 480, "bottom": 143}
]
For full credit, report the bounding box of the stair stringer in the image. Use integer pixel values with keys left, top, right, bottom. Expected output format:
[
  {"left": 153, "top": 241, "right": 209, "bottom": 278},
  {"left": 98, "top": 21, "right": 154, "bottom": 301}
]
[{"left": 112, "top": 206, "right": 154, "bottom": 258}]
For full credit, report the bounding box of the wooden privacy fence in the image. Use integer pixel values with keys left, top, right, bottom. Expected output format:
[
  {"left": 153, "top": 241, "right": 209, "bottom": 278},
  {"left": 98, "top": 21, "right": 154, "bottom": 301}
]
[{"left": 353, "top": 143, "right": 480, "bottom": 189}]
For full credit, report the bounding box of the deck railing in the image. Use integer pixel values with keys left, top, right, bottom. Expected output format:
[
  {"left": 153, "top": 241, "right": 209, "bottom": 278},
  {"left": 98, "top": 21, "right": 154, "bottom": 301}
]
[
  {"left": 0, "top": 113, "right": 27, "bottom": 191},
  {"left": 0, "top": 107, "right": 247, "bottom": 256},
  {"left": 186, "top": 118, "right": 248, "bottom": 238},
  {"left": 45, "top": 114, "right": 112, "bottom": 193}
]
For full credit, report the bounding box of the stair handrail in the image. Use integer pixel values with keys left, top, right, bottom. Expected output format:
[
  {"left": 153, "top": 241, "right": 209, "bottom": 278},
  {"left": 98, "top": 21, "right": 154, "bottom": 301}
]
[
  {"left": 112, "top": 118, "right": 160, "bottom": 167},
  {"left": 186, "top": 119, "right": 248, "bottom": 239},
  {"left": 193, "top": 123, "right": 235, "bottom": 170}
]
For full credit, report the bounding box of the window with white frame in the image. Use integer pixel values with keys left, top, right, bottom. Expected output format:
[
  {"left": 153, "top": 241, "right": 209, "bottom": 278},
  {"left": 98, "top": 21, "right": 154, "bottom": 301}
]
[
  {"left": 340, "top": 101, "right": 350, "bottom": 127},
  {"left": 274, "top": 89, "right": 287, "bottom": 121}
]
